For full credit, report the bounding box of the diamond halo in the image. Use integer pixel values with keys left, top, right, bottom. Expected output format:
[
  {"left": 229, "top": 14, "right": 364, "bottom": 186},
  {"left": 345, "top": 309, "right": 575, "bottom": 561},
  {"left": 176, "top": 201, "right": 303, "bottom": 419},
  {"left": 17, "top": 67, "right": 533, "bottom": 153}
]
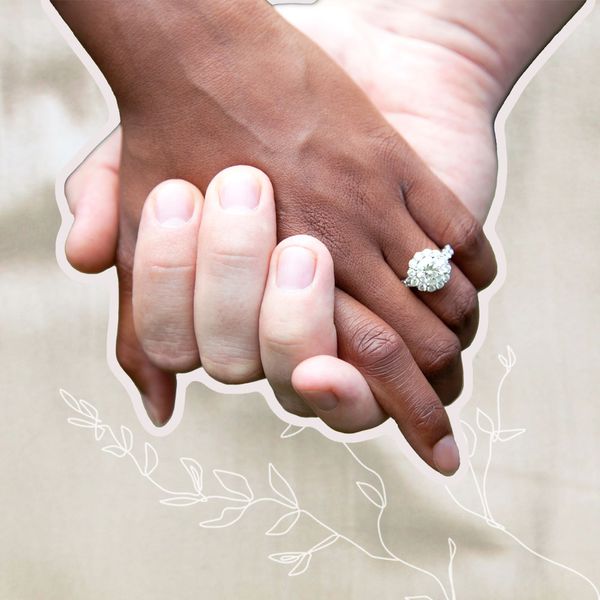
[{"left": 403, "top": 245, "right": 454, "bottom": 292}]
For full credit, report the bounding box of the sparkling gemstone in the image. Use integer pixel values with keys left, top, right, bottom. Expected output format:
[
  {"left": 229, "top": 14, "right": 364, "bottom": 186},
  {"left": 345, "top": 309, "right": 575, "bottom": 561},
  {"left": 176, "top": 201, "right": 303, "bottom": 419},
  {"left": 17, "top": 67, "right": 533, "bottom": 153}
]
[{"left": 404, "top": 246, "right": 453, "bottom": 292}]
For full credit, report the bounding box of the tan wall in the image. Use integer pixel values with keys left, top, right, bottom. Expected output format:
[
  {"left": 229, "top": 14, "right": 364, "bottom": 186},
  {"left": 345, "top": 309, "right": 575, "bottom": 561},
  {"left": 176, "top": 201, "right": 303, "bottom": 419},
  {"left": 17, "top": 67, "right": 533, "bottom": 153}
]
[{"left": 1, "top": 2, "right": 599, "bottom": 598}]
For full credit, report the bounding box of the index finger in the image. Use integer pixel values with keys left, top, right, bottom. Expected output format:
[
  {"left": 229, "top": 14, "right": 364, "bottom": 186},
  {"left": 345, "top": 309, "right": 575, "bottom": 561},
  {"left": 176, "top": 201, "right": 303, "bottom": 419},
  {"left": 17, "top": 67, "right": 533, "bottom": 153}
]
[{"left": 334, "top": 290, "right": 460, "bottom": 476}]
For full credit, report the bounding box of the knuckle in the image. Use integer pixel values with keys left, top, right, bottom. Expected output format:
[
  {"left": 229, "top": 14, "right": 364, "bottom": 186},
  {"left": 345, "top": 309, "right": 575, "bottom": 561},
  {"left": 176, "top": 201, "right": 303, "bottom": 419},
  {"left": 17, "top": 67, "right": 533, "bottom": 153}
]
[
  {"left": 204, "top": 246, "right": 263, "bottom": 276},
  {"left": 451, "top": 215, "right": 484, "bottom": 256},
  {"left": 148, "top": 263, "right": 195, "bottom": 280},
  {"left": 371, "top": 126, "right": 403, "bottom": 165},
  {"left": 447, "top": 285, "right": 479, "bottom": 331},
  {"left": 261, "top": 320, "right": 316, "bottom": 355},
  {"left": 408, "top": 401, "right": 447, "bottom": 435},
  {"left": 421, "top": 334, "right": 461, "bottom": 380},
  {"left": 142, "top": 338, "right": 200, "bottom": 373},
  {"left": 480, "top": 254, "right": 498, "bottom": 290},
  {"left": 201, "top": 348, "right": 262, "bottom": 385},
  {"left": 351, "top": 320, "right": 406, "bottom": 375}
]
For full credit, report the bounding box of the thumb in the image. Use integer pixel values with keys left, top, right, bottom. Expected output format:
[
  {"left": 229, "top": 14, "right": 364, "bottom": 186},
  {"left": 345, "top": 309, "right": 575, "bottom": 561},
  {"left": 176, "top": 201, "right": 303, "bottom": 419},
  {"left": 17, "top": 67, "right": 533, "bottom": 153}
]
[{"left": 64, "top": 128, "right": 121, "bottom": 273}]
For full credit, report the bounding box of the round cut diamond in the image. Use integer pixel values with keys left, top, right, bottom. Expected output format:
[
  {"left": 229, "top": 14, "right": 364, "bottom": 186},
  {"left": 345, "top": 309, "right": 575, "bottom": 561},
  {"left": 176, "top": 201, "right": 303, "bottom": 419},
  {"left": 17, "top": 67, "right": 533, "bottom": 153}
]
[{"left": 403, "top": 245, "right": 453, "bottom": 292}]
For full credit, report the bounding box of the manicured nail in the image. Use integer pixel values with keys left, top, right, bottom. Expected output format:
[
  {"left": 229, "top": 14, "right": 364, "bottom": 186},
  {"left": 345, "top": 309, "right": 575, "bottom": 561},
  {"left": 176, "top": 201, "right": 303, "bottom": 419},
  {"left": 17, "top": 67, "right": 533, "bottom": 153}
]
[
  {"left": 301, "top": 390, "right": 338, "bottom": 412},
  {"left": 154, "top": 181, "right": 195, "bottom": 227},
  {"left": 276, "top": 246, "right": 316, "bottom": 289},
  {"left": 142, "top": 394, "right": 168, "bottom": 427},
  {"left": 432, "top": 434, "right": 460, "bottom": 476},
  {"left": 219, "top": 172, "right": 260, "bottom": 211}
]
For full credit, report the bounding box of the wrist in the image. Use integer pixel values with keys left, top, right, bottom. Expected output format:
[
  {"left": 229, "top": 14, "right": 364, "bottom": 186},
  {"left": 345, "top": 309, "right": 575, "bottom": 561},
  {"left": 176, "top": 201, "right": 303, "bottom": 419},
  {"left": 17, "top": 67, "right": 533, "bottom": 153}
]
[
  {"left": 51, "top": 0, "right": 278, "bottom": 114},
  {"left": 348, "top": 0, "right": 584, "bottom": 114}
]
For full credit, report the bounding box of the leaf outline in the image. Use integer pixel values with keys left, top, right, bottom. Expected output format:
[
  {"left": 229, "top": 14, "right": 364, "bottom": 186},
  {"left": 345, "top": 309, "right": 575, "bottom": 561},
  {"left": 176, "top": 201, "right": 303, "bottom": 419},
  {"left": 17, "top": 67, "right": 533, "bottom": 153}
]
[
  {"left": 268, "top": 552, "right": 302, "bottom": 565},
  {"left": 199, "top": 506, "right": 246, "bottom": 529},
  {"left": 280, "top": 424, "right": 306, "bottom": 439},
  {"left": 476, "top": 408, "right": 495, "bottom": 435},
  {"left": 265, "top": 511, "right": 300, "bottom": 536},
  {"left": 101, "top": 444, "right": 127, "bottom": 458},
  {"left": 60, "top": 389, "right": 80, "bottom": 413},
  {"left": 160, "top": 496, "right": 204, "bottom": 507},
  {"left": 268, "top": 463, "right": 297, "bottom": 508},
  {"left": 213, "top": 469, "right": 253, "bottom": 501},
  {"left": 143, "top": 442, "right": 159, "bottom": 475},
  {"left": 356, "top": 481, "right": 385, "bottom": 509},
  {"left": 79, "top": 399, "right": 99, "bottom": 421},
  {"left": 180, "top": 457, "right": 203, "bottom": 494},
  {"left": 460, "top": 419, "right": 478, "bottom": 458},
  {"left": 496, "top": 428, "right": 526, "bottom": 442},
  {"left": 288, "top": 553, "right": 311, "bottom": 576},
  {"left": 310, "top": 534, "right": 339, "bottom": 553},
  {"left": 120, "top": 425, "right": 133, "bottom": 452},
  {"left": 67, "top": 417, "right": 95, "bottom": 429}
]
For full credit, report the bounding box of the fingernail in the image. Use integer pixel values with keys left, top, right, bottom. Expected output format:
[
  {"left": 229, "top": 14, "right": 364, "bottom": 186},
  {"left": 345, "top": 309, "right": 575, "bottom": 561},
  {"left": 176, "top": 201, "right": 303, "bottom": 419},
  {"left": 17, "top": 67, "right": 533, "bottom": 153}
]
[
  {"left": 142, "top": 394, "right": 168, "bottom": 427},
  {"left": 301, "top": 390, "right": 338, "bottom": 412},
  {"left": 219, "top": 172, "right": 260, "bottom": 211},
  {"left": 276, "top": 246, "right": 316, "bottom": 289},
  {"left": 154, "top": 181, "right": 195, "bottom": 227},
  {"left": 432, "top": 434, "right": 460, "bottom": 476}
]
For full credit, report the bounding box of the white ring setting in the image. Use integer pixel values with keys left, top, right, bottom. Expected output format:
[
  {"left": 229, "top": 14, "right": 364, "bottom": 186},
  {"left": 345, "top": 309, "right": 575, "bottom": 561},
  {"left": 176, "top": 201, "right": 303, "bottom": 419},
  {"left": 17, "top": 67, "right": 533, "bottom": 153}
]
[{"left": 403, "top": 245, "right": 454, "bottom": 292}]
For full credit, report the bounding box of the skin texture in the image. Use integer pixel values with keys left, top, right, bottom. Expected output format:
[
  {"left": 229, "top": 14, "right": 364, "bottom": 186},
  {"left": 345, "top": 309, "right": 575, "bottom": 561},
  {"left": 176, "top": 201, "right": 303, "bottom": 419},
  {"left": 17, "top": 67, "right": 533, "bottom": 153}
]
[
  {"left": 55, "top": 0, "right": 583, "bottom": 471},
  {"left": 52, "top": 0, "right": 500, "bottom": 475},
  {"left": 131, "top": 169, "right": 454, "bottom": 469},
  {"left": 279, "top": 0, "right": 585, "bottom": 219},
  {"left": 133, "top": 169, "right": 391, "bottom": 441}
]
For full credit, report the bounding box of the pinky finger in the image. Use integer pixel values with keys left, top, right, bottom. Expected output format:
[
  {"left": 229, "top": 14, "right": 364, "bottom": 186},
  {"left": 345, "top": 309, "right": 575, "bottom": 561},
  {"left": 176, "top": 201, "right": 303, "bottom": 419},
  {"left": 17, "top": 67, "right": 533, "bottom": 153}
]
[{"left": 292, "top": 355, "right": 387, "bottom": 434}]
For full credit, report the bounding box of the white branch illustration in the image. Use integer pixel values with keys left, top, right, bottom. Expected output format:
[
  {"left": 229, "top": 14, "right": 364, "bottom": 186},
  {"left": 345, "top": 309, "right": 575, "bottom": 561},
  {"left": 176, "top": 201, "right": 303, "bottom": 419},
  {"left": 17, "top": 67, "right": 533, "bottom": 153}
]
[
  {"left": 445, "top": 346, "right": 600, "bottom": 599},
  {"left": 60, "top": 344, "right": 598, "bottom": 599}
]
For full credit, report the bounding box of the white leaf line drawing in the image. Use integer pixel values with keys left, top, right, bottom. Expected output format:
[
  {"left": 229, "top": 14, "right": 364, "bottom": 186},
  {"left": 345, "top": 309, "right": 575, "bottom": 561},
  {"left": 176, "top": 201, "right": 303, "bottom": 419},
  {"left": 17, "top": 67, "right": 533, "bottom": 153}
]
[
  {"left": 356, "top": 481, "right": 385, "bottom": 509},
  {"left": 280, "top": 424, "right": 306, "bottom": 439},
  {"left": 120, "top": 425, "right": 133, "bottom": 452},
  {"left": 268, "top": 551, "right": 312, "bottom": 576},
  {"left": 445, "top": 346, "right": 600, "bottom": 599},
  {"left": 265, "top": 510, "right": 300, "bottom": 536},
  {"left": 180, "top": 457, "right": 203, "bottom": 495},
  {"left": 288, "top": 552, "right": 312, "bottom": 576},
  {"left": 60, "top": 348, "right": 599, "bottom": 598},
  {"left": 160, "top": 496, "right": 204, "bottom": 507},
  {"left": 494, "top": 428, "right": 526, "bottom": 442},
  {"left": 60, "top": 390, "right": 454, "bottom": 594},
  {"left": 78, "top": 399, "right": 98, "bottom": 421},
  {"left": 213, "top": 469, "right": 253, "bottom": 501},
  {"left": 143, "top": 442, "right": 159, "bottom": 476},
  {"left": 199, "top": 506, "right": 247, "bottom": 529},
  {"left": 60, "top": 389, "right": 80, "bottom": 413},
  {"left": 94, "top": 424, "right": 107, "bottom": 442},
  {"left": 447, "top": 538, "right": 457, "bottom": 600},
  {"left": 475, "top": 408, "right": 495, "bottom": 436},
  {"left": 460, "top": 420, "right": 478, "bottom": 458},
  {"left": 268, "top": 463, "right": 298, "bottom": 509},
  {"left": 101, "top": 444, "right": 127, "bottom": 458},
  {"left": 67, "top": 417, "right": 95, "bottom": 429},
  {"left": 268, "top": 551, "right": 304, "bottom": 565},
  {"left": 310, "top": 534, "right": 339, "bottom": 554}
]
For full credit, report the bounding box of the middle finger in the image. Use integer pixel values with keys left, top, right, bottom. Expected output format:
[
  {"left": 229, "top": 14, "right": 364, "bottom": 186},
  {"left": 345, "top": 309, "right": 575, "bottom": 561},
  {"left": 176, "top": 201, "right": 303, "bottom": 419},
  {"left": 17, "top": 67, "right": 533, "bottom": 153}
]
[{"left": 194, "top": 166, "right": 277, "bottom": 384}]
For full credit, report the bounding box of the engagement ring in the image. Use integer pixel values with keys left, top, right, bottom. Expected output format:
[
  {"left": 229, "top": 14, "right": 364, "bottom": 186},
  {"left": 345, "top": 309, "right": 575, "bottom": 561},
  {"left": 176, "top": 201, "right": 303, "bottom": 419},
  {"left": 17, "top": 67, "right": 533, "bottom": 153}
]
[{"left": 402, "top": 245, "right": 454, "bottom": 292}]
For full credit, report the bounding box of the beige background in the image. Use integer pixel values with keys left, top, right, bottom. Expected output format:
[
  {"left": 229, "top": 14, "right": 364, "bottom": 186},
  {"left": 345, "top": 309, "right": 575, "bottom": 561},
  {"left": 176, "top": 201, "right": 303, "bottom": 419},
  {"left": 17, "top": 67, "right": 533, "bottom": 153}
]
[{"left": 1, "top": 1, "right": 599, "bottom": 599}]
